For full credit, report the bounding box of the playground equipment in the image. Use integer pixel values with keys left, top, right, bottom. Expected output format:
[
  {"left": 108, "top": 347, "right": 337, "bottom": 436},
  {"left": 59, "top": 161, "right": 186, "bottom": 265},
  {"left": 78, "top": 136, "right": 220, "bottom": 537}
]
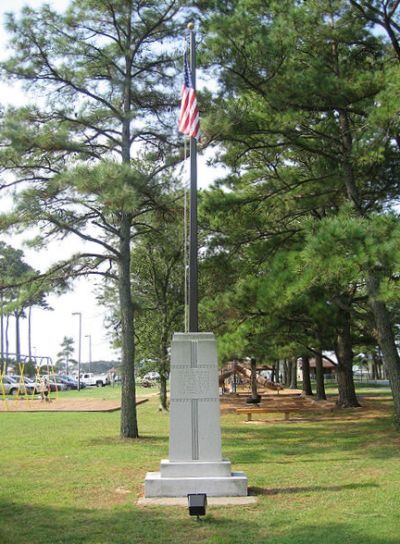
[
  {"left": 14, "top": 362, "right": 30, "bottom": 400},
  {"left": 0, "top": 370, "right": 9, "bottom": 410},
  {"left": 32, "top": 359, "right": 59, "bottom": 401},
  {"left": 0, "top": 373, "right": 26, "bottom": 403},
  {"left": 219, "top": 361, "right": 283, "bottom": 392},
  {"left": 0, "top": 354, "right": 56, "bottom": 402}
]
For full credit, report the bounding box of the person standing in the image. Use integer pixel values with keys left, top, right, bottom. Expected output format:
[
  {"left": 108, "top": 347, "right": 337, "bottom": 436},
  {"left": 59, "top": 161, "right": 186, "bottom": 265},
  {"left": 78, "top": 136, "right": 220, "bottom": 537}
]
[{"left": 41, "top": 375, "right": 50, "bottom": 402}]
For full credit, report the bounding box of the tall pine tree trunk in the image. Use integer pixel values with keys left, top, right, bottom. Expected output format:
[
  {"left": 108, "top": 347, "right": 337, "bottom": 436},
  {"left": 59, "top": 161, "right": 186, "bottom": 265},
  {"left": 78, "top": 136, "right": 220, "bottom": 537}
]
[
  {"left": 372, "top": 358, "right": 377, "bottom": 380},
  {"left": 283, "top": 359, "right": 289, "bottom": 387},
  {"left": 302, "top": 355, "right": 313, "bottom": 396},
  {"left": 119, "top": 212, "right": 138, "bottom": 438},
  {"left": 372, "top": 352, "right": 382, "bottom": 380},
  {"left": 334, "top": 307, "right": 360, "bottom": 408},
  {"left": 315, "top": 350, "right": 327, "bottom": 401},
  {"left": 289, "top": 358, "right": 297, "bottom": 389},
  {"left": 366, "top": 274, "right": 400, "bottom": 419},
  {"left": 119, "top": 31, "right": 139, "bottom": 439}
]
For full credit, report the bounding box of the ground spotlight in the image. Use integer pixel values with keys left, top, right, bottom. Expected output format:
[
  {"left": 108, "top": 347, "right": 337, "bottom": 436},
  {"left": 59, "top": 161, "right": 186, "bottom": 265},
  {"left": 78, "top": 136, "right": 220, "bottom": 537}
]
[{"left": 187, "top": 493, "right": 207, "bottom": 520}]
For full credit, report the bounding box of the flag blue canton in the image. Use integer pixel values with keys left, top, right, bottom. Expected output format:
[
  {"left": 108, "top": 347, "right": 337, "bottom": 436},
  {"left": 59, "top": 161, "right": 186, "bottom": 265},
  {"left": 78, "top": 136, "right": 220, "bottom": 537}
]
[{"left": 183, "top": 53, "right": 193, "bottom": 88}]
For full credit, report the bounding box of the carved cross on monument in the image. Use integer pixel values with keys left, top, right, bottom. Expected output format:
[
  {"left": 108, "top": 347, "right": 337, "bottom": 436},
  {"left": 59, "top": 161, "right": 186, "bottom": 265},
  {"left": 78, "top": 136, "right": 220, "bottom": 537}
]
[
  {"left": 168, "top": 333, "right": 222, "bottom": 462},
  {"left": 144, "top": 333, "right": 247, "bottom": 497}
]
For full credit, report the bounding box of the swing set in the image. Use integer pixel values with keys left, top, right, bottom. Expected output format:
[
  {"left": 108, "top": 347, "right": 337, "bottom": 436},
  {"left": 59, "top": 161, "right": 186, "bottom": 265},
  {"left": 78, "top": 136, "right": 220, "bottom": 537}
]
[{"left": 0, "top": 354, "right": 58, "bottom": 406}]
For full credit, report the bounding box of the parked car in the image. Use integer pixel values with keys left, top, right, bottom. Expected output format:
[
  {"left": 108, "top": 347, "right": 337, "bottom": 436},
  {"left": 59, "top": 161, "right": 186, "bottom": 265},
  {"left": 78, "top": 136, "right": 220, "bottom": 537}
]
[
  {"left": 1, "top": 376, "right": 24, "bottom": 396},
  {"left": 11, "top": 375, "right": 40, "bottom": 395},
  {"left": 48, "top": 379, "right": 67, "bottom": 392},
  {"left": 143, "top": 371, "right": 160, "bottom": 381},
  {"left": 56, "top": 375, "right": 84, "bottom": 390},
  {"left": 26, "top": 376, "right": 65, "bottom": 393},
  {"left": 79, "top": 372, "right": 110, "bottom": 387}
]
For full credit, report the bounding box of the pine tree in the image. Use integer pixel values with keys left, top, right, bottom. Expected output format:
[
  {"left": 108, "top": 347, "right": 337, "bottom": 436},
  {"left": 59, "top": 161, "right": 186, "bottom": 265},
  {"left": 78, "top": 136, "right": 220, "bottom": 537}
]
[
  {"left": 199, "top": 0, "right": 400, "bottom": 417},
  {"left": 56, "top": 336, "right": 75, "bottom": 374},
  {"left": 0, "top": 0, "right": 190, "bottom": 437}
]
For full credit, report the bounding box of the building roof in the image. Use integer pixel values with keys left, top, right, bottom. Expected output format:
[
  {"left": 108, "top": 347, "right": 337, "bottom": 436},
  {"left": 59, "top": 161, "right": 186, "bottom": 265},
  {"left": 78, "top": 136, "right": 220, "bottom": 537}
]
[{"left": 308, "top": 358, "right": 337, "bottom": 369}]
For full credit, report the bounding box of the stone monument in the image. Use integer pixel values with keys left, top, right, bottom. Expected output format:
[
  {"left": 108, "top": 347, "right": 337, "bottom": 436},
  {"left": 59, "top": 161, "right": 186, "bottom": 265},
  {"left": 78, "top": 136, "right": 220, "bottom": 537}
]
[{"left": 144, "top": 332, "right": 248, "bottom": 497}]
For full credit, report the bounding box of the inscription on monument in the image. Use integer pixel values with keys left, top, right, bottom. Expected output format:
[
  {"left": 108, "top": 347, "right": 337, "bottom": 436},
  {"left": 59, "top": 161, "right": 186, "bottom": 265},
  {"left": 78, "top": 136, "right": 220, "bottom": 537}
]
[{"left": 175, "top": 368, "right": 217, "bottom": 399}]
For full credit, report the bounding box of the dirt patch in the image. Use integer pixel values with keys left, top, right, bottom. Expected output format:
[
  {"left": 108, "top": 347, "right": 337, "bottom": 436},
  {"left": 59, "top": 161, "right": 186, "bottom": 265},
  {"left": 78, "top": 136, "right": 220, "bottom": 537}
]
[{"left": 0, "top": 398, "right": 148, "bottom": 412}]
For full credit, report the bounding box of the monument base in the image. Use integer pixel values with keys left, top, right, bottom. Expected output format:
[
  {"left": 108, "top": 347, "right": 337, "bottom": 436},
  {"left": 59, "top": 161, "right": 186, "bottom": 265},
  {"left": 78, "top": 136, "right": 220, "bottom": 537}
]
[{"left": 144, "top": 465, "right": 248, "bottom": 497}]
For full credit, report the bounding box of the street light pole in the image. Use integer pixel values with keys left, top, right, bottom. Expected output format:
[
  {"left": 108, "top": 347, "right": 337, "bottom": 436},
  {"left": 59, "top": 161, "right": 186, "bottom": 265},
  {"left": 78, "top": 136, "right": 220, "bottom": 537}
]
[
  {"left": 72, "top": 312, "right": 82, "bottom": 391},
  {"left": 85, "top": 334, "right": 92, "bottom": 373}
]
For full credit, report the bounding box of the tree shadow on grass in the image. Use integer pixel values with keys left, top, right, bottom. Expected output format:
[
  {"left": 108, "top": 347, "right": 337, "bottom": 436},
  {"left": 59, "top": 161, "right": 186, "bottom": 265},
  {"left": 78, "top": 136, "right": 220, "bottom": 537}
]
[
  {"left": 264, "top": 523, "right": 400, "bottom": 544},
  {"left": 271, "top": 456, "right": 364, "bottom": 464},
  {"left": 84, "top": 434, "right": 168, "bottom": 447},
  {"left": 222, "top": 418, "right": 400, "bottom": 464},
  {"left": 0, "top": 500, "right": 397, "bottom": 544},
  {"left": 249, "top": 482, "right": 378, "bottom": 496},
  {"left": 0, "top": 499, "right": 254, "bottom": 544}
]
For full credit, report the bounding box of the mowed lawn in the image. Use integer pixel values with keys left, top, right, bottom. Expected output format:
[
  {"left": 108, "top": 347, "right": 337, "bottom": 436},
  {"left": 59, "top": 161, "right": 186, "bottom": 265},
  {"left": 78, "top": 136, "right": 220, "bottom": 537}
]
[
  {"left": 1, "top": 386, "right": 400, "bottom": 544},
  {"left": 53, "top": 383, "right": 153, "bottom": 400}
]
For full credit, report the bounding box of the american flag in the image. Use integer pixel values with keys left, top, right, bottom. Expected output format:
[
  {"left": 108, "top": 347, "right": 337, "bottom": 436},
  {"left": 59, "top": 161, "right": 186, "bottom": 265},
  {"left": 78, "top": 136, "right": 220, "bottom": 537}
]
[{"left": 178, "top": 52, "right": 200, "bottom": 140}]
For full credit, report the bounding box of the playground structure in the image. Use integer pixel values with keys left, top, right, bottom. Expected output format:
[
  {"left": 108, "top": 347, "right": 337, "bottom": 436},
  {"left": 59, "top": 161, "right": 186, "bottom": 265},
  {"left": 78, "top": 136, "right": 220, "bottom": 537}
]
[
  {"left": 218, "top": 360, "right": 338, "bottom": 422},
  {"left": 219, "top": 361, "right": 283, "bottom": 393},
  {"left": 0, "top": 354, "right": 58, "bottom": 406}
]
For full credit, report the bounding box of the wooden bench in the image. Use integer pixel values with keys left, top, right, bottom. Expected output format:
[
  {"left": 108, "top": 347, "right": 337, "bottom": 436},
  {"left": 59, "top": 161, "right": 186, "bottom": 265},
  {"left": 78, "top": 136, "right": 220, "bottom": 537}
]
[
  {"left": 236, "top": 406, "right": 322, "bottom": 422},
  {"left": 233, "top": 392, "right": 301, "bottom": 398}
]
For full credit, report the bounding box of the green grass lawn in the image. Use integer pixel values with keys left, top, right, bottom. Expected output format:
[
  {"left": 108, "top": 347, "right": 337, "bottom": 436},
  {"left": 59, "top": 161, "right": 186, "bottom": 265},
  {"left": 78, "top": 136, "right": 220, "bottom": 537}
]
[
  {"left": 1, "top": 387, "right": 399, "bottom": 544},
  {"left": 55, "top": 383, "right": 153, "bottom": 400}
]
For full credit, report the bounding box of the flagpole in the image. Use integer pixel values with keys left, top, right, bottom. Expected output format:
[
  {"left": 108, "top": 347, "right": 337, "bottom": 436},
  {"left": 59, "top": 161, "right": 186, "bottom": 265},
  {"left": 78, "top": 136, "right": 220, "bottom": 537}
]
[{"left": 188, "top": 23, "right": 198, "bottom": 333}]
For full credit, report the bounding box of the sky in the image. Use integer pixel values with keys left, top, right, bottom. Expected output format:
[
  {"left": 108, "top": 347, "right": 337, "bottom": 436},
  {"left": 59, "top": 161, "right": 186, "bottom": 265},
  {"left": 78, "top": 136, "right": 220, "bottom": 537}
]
[{"left": 0, "top": 0, "right": 224, "bottom": 366}]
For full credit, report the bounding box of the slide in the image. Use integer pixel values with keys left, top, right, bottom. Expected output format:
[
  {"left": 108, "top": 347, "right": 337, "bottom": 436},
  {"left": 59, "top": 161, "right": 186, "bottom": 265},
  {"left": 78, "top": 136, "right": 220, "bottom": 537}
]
[{"left": 219, "top": 362, "right": 283, "bottom": 391}]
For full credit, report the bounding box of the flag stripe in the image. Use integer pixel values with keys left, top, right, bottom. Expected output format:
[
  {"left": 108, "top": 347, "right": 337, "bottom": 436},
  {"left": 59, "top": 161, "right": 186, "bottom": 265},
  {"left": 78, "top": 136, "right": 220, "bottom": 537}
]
[{"left": 178, "top": 52, "right": 200, "bottom": 140}]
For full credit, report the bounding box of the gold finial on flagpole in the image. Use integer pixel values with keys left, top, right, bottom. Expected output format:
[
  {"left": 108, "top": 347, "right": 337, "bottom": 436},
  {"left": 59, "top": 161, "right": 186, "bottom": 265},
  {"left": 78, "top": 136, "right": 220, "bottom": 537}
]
[{"left": 187, "top": 22, "right": 194, "bottom": 31}]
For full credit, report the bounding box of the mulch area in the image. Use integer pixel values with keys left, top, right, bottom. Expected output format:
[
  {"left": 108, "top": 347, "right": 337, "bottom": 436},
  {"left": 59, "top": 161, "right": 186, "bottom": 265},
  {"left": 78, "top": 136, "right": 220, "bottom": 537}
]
[
  {"left": 220, "top": 388, "right": 308, "bottom": 413},
  {"left": 0, "top": 397, "right": 148, "bottom": 413}
]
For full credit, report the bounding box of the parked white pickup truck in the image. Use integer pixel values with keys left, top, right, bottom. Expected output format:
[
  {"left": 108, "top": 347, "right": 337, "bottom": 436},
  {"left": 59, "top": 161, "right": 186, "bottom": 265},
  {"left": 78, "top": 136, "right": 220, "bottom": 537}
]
[{"left": 79, "top": 372, "right": 110, "bottom": 387}]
